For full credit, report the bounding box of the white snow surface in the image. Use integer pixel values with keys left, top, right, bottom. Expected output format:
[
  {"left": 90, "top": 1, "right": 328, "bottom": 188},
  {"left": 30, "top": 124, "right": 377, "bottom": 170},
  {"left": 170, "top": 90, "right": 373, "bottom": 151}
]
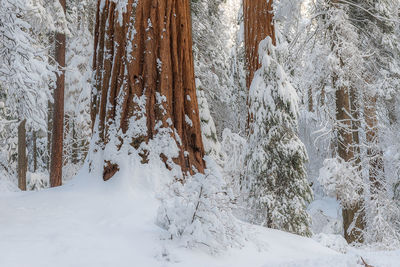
[{"left": 0, "top": 164, "right": 397, "bottom": 267}]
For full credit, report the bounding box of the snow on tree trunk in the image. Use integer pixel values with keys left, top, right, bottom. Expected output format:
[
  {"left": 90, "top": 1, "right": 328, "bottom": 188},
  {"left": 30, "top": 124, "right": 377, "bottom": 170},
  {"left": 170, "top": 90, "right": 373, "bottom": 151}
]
[
  {"left": 92, "top": 0, "right": 205, "bottom": 180},
  {"left": 350, "top": 86, "right": 361, "bottom": 168},
  {"left": 364, "top": 94, "right": 385, "bottom": 196},
  {"left": 18, "top": 120, "right": 27, "bottom": 191},
  {"left": 244, "top": 0, "right": 275, "bottom": 92},
  {"left": 50, "top": 0, "right": 66, "bottom": 187},
  {"left": 334, "top": 73, "right": 365, "bottom": 244},
  {"left": 196, "top": 85, "right": 222, "bottom": 161}
]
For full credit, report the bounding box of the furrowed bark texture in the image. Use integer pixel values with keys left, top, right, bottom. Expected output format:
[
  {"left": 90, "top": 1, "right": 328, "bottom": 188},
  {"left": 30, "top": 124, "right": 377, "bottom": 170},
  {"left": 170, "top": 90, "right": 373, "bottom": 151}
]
[
  {"left": 92, "top": 0, "right": 205, "bottom": 180},
  {"left": 244, "top": 0, "right": 276, "bottom": 91},
  {"left": 244, "top": 0, "right": 275, "bottom": 128},
  {"left": 18, "top": 120, "right": 27, "bottom": 191},
  {"left": 50, "top": 0, "right": 66, "bottom": 187}
]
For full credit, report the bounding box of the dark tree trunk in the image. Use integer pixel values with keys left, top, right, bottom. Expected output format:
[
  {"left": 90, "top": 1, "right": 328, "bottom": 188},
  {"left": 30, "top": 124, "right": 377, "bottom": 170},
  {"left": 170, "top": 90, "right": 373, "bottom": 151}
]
[
  {"left": 320, "top": 84, "right": 326, "bottom": 107},
  {"left": 92, "top": 0, "right": 205, "bottom": 180},
  {"left": 18, "top": 120, "right": 27, "bottom": 191},
  {"left": 308, "top": 87, "right": 314, "bottom": 112},
  {"left": 72, "top": 121, "right": 78, "bottom": 164},
  {"left": 33, "top": 131, "right": 37, "bottom": 172},
  {"left": 50, "top": 0, "right": 66, "bottom": 187}
]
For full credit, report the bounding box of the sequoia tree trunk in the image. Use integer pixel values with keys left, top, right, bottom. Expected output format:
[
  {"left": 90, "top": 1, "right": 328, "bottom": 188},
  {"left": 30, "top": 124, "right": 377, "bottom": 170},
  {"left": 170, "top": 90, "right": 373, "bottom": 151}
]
[
  {"left": 50, "top": 0, "right": 66, "bottom": 187},
  {"left": 335, "top": 78, "right": 364, "bottom": 244},
  {"left": 92, "top": 0, "right": 205, "bottom": 180},
  {"left": 244, "top": 0, "right": 275, "bottom": 91},
  {"left": 18, "top": 119, "right": 27, "bottom": 191},
  {"left": 244, "top": 0, "right": 275, "bottom": 128}
]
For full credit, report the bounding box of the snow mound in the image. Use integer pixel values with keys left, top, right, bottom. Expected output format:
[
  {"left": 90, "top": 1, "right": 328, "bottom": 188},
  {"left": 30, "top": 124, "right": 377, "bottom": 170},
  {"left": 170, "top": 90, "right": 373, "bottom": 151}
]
[
  {"left": 0, "top": 173, "right": 19, "bottom": 193},
  {"left": 313, "top": 233, "right": 348, "bottom": 254},
  {"left": 0, "top": 161, "right": 367, "bottom": 267}
]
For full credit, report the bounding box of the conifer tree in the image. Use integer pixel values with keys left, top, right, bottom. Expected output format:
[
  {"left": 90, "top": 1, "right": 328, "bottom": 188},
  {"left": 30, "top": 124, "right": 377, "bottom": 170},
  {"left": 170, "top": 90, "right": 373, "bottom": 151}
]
[
  {"left": 245, "top": 38, "right": 312, "bottom": 236},
  {"left": 243, "top": 0, "right": 312, "bottom": 236}
]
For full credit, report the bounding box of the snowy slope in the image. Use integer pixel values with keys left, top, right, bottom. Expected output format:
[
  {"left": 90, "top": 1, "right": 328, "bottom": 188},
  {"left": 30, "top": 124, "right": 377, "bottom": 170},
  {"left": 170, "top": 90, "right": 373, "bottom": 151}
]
[{"left": 0, "top": 164, "right": 388, "bottom": 267}]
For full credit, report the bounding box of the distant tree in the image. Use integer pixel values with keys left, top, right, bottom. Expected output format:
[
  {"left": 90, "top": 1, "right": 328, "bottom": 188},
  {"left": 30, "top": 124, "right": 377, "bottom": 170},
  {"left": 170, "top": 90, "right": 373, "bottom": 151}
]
[
  {"left": 50, "top": 0, "right": 66, "bottom": 187},
  {"left": 0, "top": 0, "right": 54, "bottom": 190}
]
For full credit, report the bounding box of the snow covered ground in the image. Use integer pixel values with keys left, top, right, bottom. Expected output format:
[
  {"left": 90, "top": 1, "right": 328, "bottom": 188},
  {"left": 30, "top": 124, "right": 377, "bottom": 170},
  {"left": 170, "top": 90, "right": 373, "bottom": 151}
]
[{"left": 0, "top": 165, "right": 398, "bottom": 267}]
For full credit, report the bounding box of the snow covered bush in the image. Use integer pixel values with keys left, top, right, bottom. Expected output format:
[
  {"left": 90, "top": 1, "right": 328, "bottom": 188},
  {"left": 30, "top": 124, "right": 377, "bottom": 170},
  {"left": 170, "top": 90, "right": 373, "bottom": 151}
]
[
  {"left": 0, "top": 149, "right": 18, "bottom": 193},
  {"left": 313, "top": 233, "right": 348, "bottom": 254},
  {"left": 244, "top": 36, "right": 313, "bottom": 237},
  {"left": 0, "top": 0, "right": 53, "bottom": 130},
  {"left": 318, "top": 158, "right": 363, "bottom": 208},
  {"left": 196, "top": 85, "right": 222, "bottom": 162},
  {"left": 63, "top": 1, "right": 94, "bottom": 180},
  {"left": 221, "top": 128, "right": 247, "bottom": 187},
  {"left": 157, "top": 157, "right": 243, "bottom": 254},
  {"left": 27, "top": 172, "right": 49, "bottom": 191}
]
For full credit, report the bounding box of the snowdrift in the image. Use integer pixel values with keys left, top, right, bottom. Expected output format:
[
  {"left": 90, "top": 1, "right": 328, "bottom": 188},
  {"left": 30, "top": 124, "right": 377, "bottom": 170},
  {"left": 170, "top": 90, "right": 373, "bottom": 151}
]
[{"left": 0, "top": 162, "right": 394, "bottom": 267}]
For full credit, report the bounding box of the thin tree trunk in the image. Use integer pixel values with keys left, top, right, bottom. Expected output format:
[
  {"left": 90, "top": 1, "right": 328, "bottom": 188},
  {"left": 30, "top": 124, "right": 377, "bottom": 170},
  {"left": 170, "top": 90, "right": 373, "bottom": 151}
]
[
  {"left": 63, "top": 113, "right": 70, "bottom": 167},
  {"left": 72, "top": 120, "right": 78, "bottom": 164},
  {"left": 308, "top": 87, "right": 314, "bottom": 112},
  {"left": 33, "top": 131, "right": 37, "bottom": 172},
  {"left": 18, "top": 119, "right": 27, "bottom": 191},
  {"left": 50, "top": 0, "right": 66, "bottom": 187},
  {"left": 92, "top": 0, "right": 205, "bottom": 180},
  {"left": 47, "top": 100, "right": 52, "bottom": 170},
  {"left": 320, "top": 83, "right": 326, "bottom": 107},
  {"left": 47, "top": 33, "right": 54, "bottom": 171}
]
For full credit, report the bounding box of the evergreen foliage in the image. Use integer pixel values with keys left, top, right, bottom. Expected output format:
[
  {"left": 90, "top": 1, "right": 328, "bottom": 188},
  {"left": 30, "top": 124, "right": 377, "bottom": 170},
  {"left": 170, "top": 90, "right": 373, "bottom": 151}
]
[{"left": 244, "top": 37, "right": 313, "bottom": 237}]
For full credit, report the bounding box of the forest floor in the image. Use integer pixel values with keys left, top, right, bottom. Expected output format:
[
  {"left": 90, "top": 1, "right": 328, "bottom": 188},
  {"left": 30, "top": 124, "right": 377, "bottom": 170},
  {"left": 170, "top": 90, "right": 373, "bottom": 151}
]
[{"left": 1, "top": 165, "right": 399, "bottom": 267}]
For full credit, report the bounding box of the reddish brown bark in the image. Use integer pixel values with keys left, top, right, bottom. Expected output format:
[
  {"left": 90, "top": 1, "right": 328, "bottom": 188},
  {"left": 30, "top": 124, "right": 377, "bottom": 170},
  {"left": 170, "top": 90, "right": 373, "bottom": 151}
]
[
  {"left": 18, "top": 119, "right": 27, "bottom": 191},
  {"left": 92, "top": 0, "right": 205, "bottom": 180},
  {"left": 50, "top": 0, "right": 66, "bottom": 187},
  {"left": 244, "top": 0, "right": 276, "bottom": 91}
]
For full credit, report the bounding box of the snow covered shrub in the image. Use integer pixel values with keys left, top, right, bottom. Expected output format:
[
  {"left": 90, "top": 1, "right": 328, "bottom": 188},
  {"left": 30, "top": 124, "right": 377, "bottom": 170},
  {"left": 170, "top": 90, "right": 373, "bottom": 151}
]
[
  {"left": 221, "top": 128, "right": 246, "bottom": 188},
  {"left": 27, "top": 172, "right": 49, "bottom": 191},
  {"left": 313, "top": 233, "right": 348, "bottom": 254},
  {"left": 196, "top": 85, "right": 222, "bottom": 162},
  {"left": 0, "top": 149, "right": 18, "bottom": 193},
  {"left": 157, "top": 157, "right": 243, "bottom": 254},
  {"left": 318, "top": 158, "right": 363, "bottom": 208},
  {"left": 364, "top": 195, "right": 400, "bottom": 249},
  {"left": 244, "top": 36, "right": 313, "bottom": 237}
]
